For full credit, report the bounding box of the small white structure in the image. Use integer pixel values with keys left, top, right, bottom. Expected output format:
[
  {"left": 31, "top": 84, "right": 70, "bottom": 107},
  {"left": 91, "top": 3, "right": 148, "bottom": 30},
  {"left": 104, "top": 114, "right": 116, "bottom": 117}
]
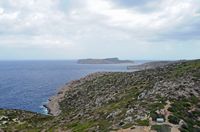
[{"left": 156, "top": 118, "right": 164, "bottom": 123}]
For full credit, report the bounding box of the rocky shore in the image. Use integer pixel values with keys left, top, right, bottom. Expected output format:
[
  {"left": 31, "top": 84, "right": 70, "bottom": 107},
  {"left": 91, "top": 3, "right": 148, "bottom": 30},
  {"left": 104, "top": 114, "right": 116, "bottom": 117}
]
[{"left": 45, "top": 72, "right": 108, "bottom": 116}]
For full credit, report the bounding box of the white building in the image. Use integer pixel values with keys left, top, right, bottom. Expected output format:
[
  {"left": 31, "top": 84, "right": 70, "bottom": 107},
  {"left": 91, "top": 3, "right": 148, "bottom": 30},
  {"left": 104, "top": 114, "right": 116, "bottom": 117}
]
[{"left": 156, "top": 118, "right": 164, "bottom": 123}]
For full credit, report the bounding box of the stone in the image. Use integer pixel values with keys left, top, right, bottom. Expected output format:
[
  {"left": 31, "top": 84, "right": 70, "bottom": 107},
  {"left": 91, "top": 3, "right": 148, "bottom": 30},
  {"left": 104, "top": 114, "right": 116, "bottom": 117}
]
[
  {"left": 124, "top": 116, "right": 133, "bottom": 123},
  {"left": 126, "top": 108, "right": 134, "bottom": 115}
]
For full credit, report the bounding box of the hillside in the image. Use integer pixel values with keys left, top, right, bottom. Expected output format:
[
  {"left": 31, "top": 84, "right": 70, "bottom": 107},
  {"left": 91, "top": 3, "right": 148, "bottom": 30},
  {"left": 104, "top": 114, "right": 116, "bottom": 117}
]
[
  {"left": 77, "top": 58, "right": 134, "bottom": 64},
  {"left": 127, "top": 61, "right": 176, "bottom": 70},
  {"left": 1, "top": 60, "right": 200, "bottom": 132}
]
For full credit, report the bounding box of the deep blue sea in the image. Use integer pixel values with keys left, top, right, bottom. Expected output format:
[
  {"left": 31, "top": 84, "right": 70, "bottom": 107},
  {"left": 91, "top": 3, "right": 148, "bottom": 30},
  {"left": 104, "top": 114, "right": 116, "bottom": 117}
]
[{"left": 0, "top": 60, "right": 145, "bottom": 114}]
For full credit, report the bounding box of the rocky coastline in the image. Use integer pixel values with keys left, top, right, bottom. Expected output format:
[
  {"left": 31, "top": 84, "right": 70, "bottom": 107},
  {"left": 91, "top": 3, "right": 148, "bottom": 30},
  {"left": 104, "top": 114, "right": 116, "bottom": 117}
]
[
  {"left": 45, "top": 72, "right": 108, "bottom": 116},
  {"left": 1, "top": 59, "right": 200, "bottom": 131},
  {"left": 45, "top": 60, "right": 182, "bottom": 116}
]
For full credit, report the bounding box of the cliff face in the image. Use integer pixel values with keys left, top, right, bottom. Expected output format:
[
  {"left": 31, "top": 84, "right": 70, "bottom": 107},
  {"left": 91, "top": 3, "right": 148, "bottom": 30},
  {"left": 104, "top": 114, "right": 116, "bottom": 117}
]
[
  {"left": 1, "top": 60, "right": 200, "bottom": 132},
  {"left": 77, "top": 58, "right": 134, "bottom": 64}
]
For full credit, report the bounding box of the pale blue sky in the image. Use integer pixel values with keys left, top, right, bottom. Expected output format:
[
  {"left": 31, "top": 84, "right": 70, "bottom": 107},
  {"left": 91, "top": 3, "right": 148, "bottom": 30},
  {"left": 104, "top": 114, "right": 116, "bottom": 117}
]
[{"left": 0, "top": 0, "right": 200, "bottom": 60}]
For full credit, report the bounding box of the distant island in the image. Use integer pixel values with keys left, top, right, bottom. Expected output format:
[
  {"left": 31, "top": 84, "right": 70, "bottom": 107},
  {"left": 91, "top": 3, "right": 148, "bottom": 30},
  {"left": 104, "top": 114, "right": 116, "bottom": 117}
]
[{"left": 77, "top": 57, "right": 134, "bottom": 64}]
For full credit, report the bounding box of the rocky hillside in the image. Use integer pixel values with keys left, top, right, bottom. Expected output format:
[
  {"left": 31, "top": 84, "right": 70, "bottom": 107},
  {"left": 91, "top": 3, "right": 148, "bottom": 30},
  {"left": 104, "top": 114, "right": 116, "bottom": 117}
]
[
  {"left": 1, "top": 60, "right": 200, "bottom": 132},
  {"left": 127, "top": 61, "right": 182, "bottom": 70}
]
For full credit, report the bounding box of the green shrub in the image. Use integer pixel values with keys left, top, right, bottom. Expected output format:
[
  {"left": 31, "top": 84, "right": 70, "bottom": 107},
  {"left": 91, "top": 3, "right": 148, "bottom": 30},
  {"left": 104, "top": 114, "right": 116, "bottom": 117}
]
[
  {"left": 150, "top": 112, "right": 158, "bottom": 121},
  {"left": 168, "top": 115, "right": 180, "bottom": 124},
  {"left": 136, "top": 119, "right": 149, "bottom": 126},
  {"left": 190, "top": 96, "right": 199, "bottom": 104},
  {"left": 151, "top": 125, "right": 171, "bottom": 132},
  {"left": 179, "top": 128, "right": 189, "bottom": 132}
]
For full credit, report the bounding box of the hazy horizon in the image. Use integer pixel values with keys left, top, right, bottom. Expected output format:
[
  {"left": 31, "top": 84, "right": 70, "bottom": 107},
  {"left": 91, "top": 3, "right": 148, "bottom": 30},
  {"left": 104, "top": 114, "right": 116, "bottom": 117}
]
[
  {"left": 0, "top": 58, "right": 195, "bottom": 61},
  {"left": 0, "top": 0, "right": 200, "bottom": 60}
]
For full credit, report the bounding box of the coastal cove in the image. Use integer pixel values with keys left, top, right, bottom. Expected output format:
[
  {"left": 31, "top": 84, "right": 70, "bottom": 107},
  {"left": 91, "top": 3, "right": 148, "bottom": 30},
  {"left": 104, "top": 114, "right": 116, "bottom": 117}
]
[{"left": 0, "top": 60, "right": 145, "bottom": 114}]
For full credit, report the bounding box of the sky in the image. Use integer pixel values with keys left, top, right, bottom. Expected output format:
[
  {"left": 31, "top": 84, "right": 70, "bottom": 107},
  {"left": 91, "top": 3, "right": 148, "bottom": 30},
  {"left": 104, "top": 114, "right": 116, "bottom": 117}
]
[{"left": 0, "top": 0, "right": 200, "bottom": 60}]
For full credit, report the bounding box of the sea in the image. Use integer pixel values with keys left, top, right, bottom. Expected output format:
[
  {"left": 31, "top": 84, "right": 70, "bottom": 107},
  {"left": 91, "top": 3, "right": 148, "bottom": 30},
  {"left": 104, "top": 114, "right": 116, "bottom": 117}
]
[{"left": 0, "top": 60, "right": 145, "bottom": 114}]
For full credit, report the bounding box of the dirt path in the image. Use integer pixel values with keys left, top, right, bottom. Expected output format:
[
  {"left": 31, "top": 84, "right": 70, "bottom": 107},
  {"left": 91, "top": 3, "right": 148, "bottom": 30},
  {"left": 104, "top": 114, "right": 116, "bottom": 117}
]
[{"left": 115, "top": 126, "right": 155, "bottom": 132}]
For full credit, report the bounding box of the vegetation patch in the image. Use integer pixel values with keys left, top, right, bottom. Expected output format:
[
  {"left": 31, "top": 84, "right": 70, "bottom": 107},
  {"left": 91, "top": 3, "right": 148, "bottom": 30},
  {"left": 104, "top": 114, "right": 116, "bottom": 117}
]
[
  {"left": 67, "top": 121, "right": 96, "bottom": 132},
  {"left": 168, "top": 97, "right": 200, "bottom": 131},
  {"left": 151, "top": 125, "right": 171, "bottom": 132},
  {"left": 168, "top": 115, "right": 180, "bottom": 124},
  {"left": 136, "top": 119, "right": 149, "bottom": 126},
  {"left": 148, "top": 102, "right": 165, "bottom": 113}
]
